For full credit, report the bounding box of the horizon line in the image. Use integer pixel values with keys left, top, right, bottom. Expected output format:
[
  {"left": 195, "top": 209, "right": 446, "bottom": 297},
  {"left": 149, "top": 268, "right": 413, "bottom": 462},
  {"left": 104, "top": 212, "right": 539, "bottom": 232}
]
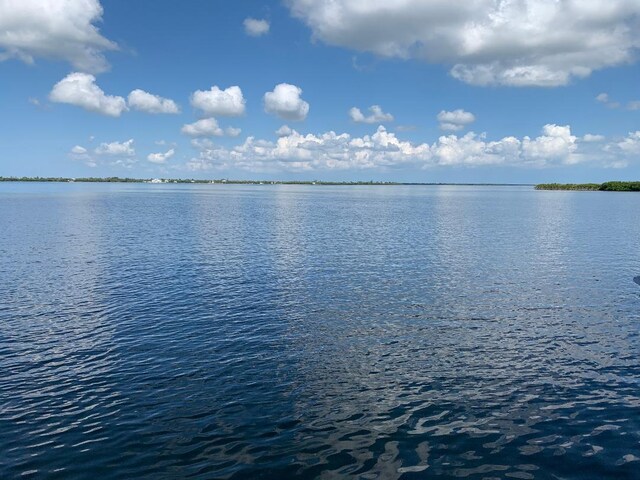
[{"left": 0, "top": 176, "right": 537, "bottom": 186}]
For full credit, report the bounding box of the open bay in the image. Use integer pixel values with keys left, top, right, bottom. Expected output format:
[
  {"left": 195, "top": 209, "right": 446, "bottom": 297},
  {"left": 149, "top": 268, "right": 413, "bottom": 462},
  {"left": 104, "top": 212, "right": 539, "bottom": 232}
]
[{"left": 1, "top": 183, "right": 639, "bottom": 479}]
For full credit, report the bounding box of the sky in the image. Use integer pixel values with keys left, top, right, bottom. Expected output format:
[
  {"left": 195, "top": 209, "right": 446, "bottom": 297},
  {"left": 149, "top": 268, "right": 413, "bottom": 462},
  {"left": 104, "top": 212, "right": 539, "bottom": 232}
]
[{"left": 1, "top": 0, "right": 639, "bottom": 183}]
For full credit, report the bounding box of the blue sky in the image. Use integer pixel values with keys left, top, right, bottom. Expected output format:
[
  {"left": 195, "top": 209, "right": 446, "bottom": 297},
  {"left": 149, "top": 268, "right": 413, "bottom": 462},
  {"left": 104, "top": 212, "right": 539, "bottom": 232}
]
[{"left": 1, "top": 0, "right": 639, "bottom": 182}]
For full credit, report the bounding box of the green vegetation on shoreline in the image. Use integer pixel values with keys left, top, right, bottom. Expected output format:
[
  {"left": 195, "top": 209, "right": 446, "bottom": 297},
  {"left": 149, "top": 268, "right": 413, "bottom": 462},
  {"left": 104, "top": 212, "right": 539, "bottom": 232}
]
[
  {"left": 0, "top": 176, "right": 528, "bottom": 186},
  {"left": 535, "top": 181, "right": 640, "bottom": 192}
]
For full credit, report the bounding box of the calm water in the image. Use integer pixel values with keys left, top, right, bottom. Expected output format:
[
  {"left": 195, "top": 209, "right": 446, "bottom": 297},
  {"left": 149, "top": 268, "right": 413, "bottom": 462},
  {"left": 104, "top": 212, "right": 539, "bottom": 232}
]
[{"left": 1, "top": 183, "right": 639, "bottom": 479}]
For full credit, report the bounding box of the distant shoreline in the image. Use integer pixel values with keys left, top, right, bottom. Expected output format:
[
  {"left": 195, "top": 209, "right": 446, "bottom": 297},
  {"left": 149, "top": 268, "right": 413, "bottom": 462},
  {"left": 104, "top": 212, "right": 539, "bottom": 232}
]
[
  {"left": 5, "top": 177, "right": 639, "bottom": 190},
  {"left": 0, "top": 176, "right": 532, "bottom": 187},
  {"left": 535, "top": 182, "right": 640, "bottom": 192}
]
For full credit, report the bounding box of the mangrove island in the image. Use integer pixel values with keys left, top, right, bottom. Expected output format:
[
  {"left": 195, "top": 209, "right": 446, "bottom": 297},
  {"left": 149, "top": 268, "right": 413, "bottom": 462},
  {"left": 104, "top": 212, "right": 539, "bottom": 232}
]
[{"left": 535, "top": 181, "right": 640, "bottom": 191}]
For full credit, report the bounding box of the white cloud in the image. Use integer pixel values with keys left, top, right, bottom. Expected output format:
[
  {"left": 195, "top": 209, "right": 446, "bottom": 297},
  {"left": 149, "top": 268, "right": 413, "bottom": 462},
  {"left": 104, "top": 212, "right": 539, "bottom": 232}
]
[
  {"left": 286, "top": 0, "right": 640, "bottom": 87},
  {"left": 190, "top": 86, "right": 245, "bottom": 117},
  {"left": 349, "top": 105, "right": 394, "bottom": 124},
  {"left": 0, "top": 0, "right": 117, "bottom": 73},
  {"left": 181, "top": 118, "right": 239, "bottom": 137},
  {"left": 147, "top": 148, "right": 175, "bottom": 164},
  {"left": 597, "top": 131, "right": 640, "bottom": 168},
  {"left": 69, "top": 144, "right": 95, "bottom": 166},
  {"left": 226, "top": 127, "right": 242, "bottom": 137},
  {"left": 69, "top": 140, "right": 141, "bottom": 168},
  {"left": 69, "top": 145, "right": 96, "bottom": 167},
  {"left": 432, "top": 126, "right": 639, "bottom": 169},
  {"left": 521, "top": 124, "right": 579, "bottom": 165},
  {"left": 95, "top": 139, "right": 135, "bottom": 156},
  {"left": 128, "top": 89, "right": 180, "bottom": 114},
  {"left": 438, "top": 110, "right": 476, "bottom": 125},
  {"left": 437, "top": 109, "right": 476, "bottom": 131},
  {"left": 431, "top": 132, "right": 521, "bottom": 166},
  {"left": 616, "top": 131, "right": 640, "bottom": 155},
  {"left": 181, "top": 118, "right": 224, "bottom": 137},
  {"left": 49, "top": 72, "right": 127, "bottom": 117},
  {"left": 183, "top": 123, "right": 640, "bottom": 173},
  {"left": 276, "top": 125, "right": 293, "bottom": 137},
  {"left": 583, "top": 134, "right": 605, "bottom": 142},
  {"left": 111, "top": 158, "right": 137, "bottom": 169},
  {"left": 596, "top": 93, "right": 610, "bottom": 103},
  {"left": 187, "top": 125, "right": 430, "bottom": 172},
  {"left": 264, "top": 83, "right": 310, "bottom": 121},
  {"left": 71, "top": 145, "right": 87, "bottom": 155},
  {"left": 244, "top": 18, "right": 270, "bottom": 36},
  {"left": 439, "top": 123, "right": 462, "bottom": 132}
]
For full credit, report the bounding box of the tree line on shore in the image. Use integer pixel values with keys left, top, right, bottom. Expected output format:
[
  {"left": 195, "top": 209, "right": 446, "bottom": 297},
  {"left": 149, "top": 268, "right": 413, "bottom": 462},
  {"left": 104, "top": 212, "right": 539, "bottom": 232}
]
[{"left": 535, "top": 182, "right": 640, "bottom": 191}]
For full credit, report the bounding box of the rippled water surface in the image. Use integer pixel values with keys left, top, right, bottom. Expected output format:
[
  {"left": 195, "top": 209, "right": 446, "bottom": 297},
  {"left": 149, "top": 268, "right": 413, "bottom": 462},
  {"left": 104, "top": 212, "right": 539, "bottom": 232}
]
[{"left": 1, "top": 183, "right": 639, "bottom": 479}]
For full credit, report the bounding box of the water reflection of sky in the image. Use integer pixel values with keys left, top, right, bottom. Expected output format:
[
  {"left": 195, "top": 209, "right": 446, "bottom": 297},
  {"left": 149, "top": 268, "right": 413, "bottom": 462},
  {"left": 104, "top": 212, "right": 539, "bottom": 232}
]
[
  {"left": 0, "top": 190, "right": 125, "bottom": 475},
  {"left": 1, "top": 184, "right": 639, "bottom": 478}
]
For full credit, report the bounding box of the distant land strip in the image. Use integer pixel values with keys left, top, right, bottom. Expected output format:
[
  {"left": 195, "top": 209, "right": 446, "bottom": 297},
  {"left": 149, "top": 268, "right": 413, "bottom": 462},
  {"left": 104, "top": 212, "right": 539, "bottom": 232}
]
[
  {"left": 0, "top": 177, "right": 531, "bottom": 186},
  {"left": 535, "top": 181, "right": 640, "bottom": 191}
]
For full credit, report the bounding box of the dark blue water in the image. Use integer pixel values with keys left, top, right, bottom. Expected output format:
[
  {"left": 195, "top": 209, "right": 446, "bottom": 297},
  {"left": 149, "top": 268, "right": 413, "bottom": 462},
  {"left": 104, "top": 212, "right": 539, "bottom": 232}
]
[{"left": 1, "top": 183, "right": 639, "bottom": 479}]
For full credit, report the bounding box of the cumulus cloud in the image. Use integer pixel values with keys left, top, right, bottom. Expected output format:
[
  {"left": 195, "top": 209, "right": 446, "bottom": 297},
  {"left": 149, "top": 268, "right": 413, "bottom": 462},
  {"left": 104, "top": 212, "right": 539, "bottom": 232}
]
[
  {"left": 187, "top": 125, "right": 428, "bottom": 172},
  {"left": 181, "top": 118, "right": 240, "bottom": 137},
  {"left": 49, "top": 72, "right": 127, "bottom": 117},
  {"left": 190, "top": 86, "right": 245, "bottom": 116},
  {"left": 286, "top": 0, "right": 640, "bottom": 87},
  {"left": 264, "top": 83, "right": 310, "bottom": 121},
  {"left": 349, "top": 105, "right": 394, "bottom": 124},
  {"left": 521, "top": 124, "right": 579, "bottom": 165},
  {"left": 276, "top": 125, "right": 293, "bottom": 137},
  {"left": 433, "top": 126, "right": 588, "bottom": 167},
  {"left": 437, "top": 109, "right": 476, "bottom": 131},
  {"left": 596, "top": 130, "right": 640, "bottom": 168},
  {"left": 184, "top": 123, "right": 640, "bottom": 173},
  {"left": 0, "top": 0, "right": 117, "bottom": 73},
  {"left": 244, "top": 18, "right": 270, "bottom": 36},
  {"left": 181, "top": 118, "right": 224, "bottom": 137},
  {"left": 147, "top": 148, "right": 175, "bottom": 164},
  {"left": 95, "top": 139, "right": 135, "bottom": 156},
  {"left": 616, "top": 131, "right": 640, "bottom": 155},
  {"left": 431, "top": 132, "right": 521, "bottom": 166},
  {"left": 128, "top": 89, "right": 180, "bottom": 114}
]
